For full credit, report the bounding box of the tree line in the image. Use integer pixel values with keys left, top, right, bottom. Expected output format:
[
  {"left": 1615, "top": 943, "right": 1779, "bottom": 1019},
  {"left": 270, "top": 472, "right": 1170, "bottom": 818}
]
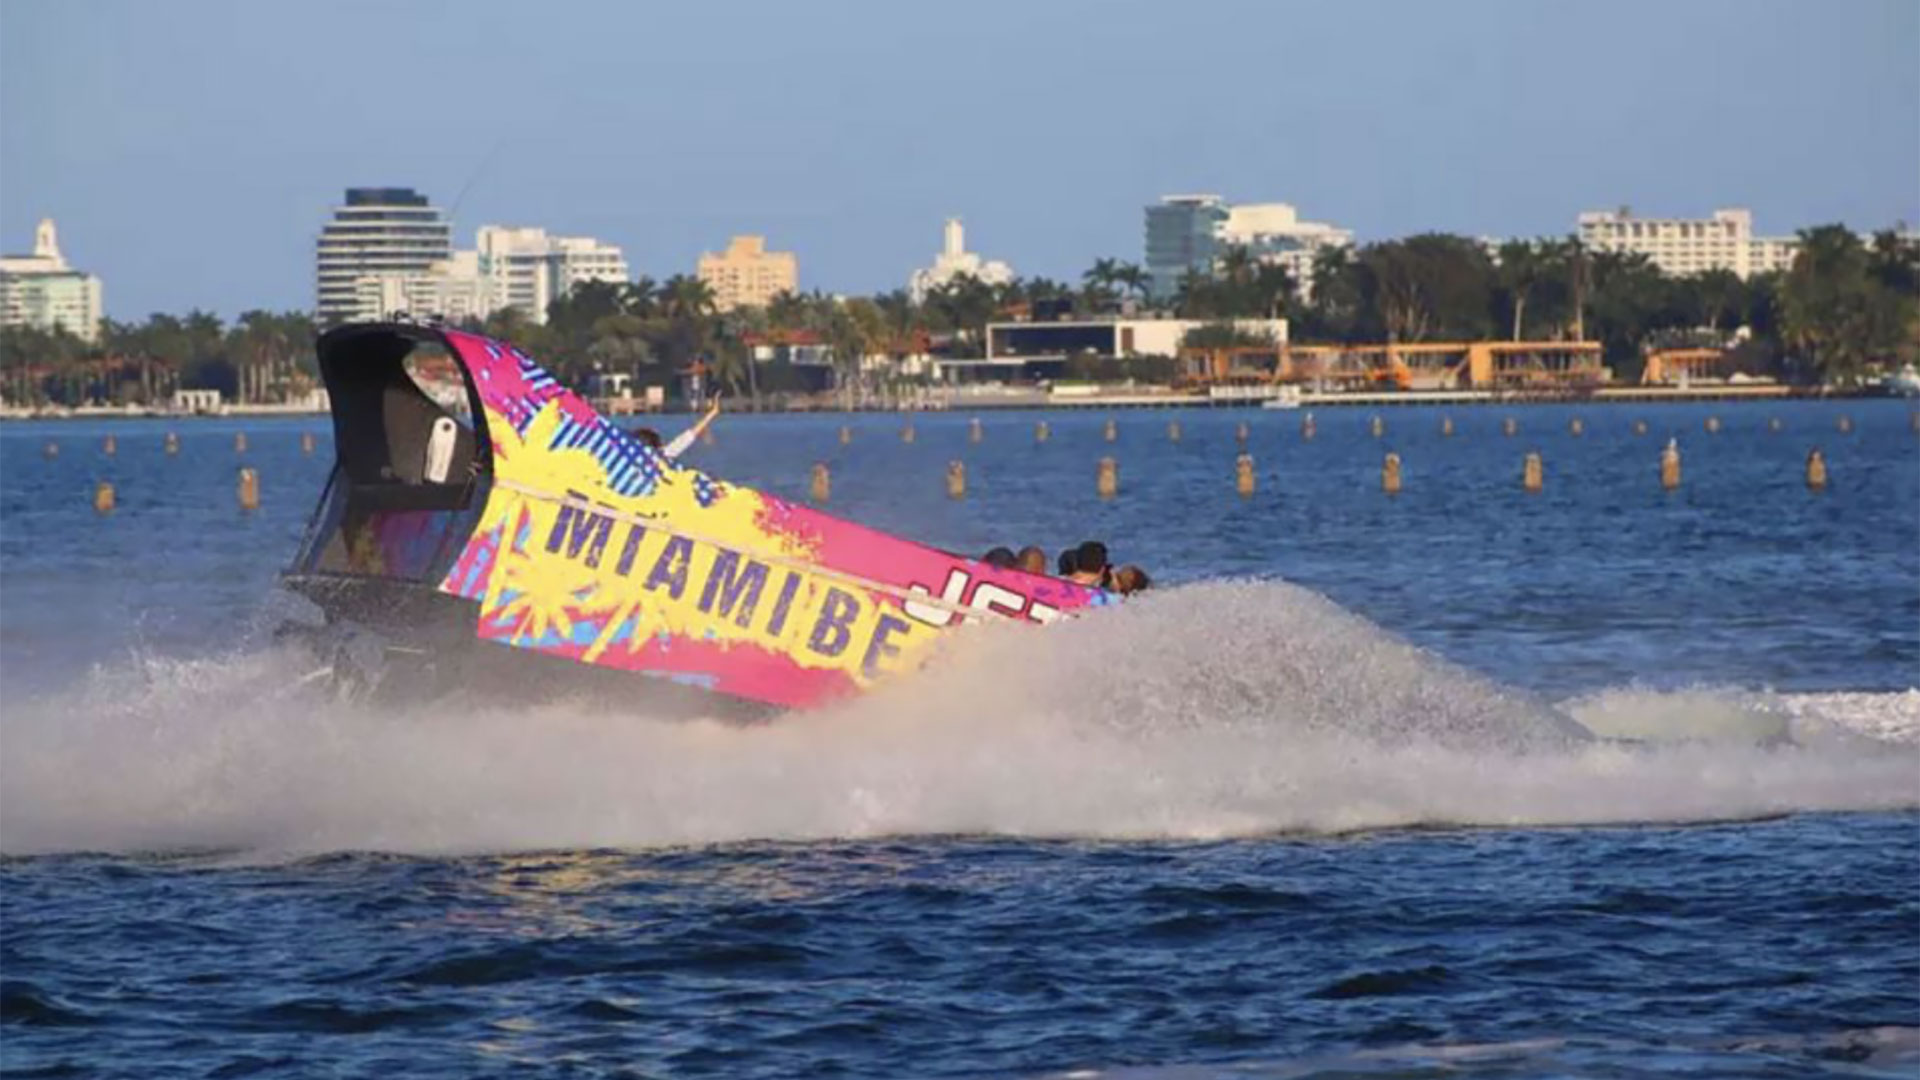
[{"left": 2, "top": 224, "right": 1912, "bottom": 407}]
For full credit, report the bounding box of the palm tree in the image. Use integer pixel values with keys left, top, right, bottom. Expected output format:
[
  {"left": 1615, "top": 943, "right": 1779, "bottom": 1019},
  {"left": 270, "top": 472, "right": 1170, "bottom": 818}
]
[
  {"left": 236, "top": 309, "right": 289, "bottom": 403},
  {"left": 659, "top": 275, "right": 717, "bottom": 322},
  {"left": 1112, "top": 261, "right": 1151, "bottom": 306},
  {"left": 1216, "top": 245, "right": 1258, "bottom": 287},
  {"left": 1495, "top": 240, "right": 1540, "bottom": 341},
  {"left": 1081, "top": 257, "right": 1121, "bottom": 314},
  {"left": 765, "top": 289, "right": 808, "bottom": 334},
  {"left": 621, "top": 277, "right": 658, "bottom": 319},
  {"left": 1252, "top": 262, "right": 1295, "bottom": 320}
]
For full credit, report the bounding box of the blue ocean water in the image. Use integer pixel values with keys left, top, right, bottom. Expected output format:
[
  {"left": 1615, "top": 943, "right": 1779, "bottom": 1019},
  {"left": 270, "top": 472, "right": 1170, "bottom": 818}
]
[{"left": 2, "top": 400, "right": 1918, "bottom": 1078}]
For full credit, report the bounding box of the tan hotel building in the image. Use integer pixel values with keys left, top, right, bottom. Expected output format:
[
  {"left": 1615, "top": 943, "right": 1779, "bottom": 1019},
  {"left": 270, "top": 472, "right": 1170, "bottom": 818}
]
[{"left": 697, "top": 235, "right": 797, "bottom": 311}]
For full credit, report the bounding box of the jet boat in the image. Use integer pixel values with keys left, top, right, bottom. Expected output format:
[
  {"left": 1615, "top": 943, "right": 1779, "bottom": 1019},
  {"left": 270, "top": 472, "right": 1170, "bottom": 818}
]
[{"left": 281, "top": 321, "right": 1110, "bottom": 709}]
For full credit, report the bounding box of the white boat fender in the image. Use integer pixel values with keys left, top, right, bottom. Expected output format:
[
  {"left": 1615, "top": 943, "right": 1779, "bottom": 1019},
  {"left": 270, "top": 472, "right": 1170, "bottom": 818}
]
[{"left": 425, "top": 416, "right": 457, "bottom": 483}]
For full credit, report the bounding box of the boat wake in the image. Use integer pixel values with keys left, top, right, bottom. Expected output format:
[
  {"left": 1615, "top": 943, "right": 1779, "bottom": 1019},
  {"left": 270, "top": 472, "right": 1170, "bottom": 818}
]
[{"left": 1, "top": 581, "right": 1914, "bottom": 856}]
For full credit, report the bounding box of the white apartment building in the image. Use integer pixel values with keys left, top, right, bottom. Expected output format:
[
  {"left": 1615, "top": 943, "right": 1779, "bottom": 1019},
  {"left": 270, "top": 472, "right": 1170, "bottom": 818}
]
[
  {"left": 908, "top": 218, "right": 1014, "bottom": 302},
  {"left": 0, "top": 219, "right": 103, "bottom": 341},
  {"left": 476, "top": 226, "right": 630, "bottom": 323},
  {"left": 1220, "top": 203, "right": 1355, "bottom": 292},
  {"left": 315, "top": 188, "right": 452, "bottom": 323},
  {"left": 1576, "top": 207, "right": 1798, "bottom": 279},
  {"left": 351, "top": 251, "right": 497, "bottom": 325}
]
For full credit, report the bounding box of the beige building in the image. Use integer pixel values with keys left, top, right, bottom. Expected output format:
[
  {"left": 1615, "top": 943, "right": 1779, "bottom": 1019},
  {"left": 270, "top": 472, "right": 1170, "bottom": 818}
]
[
  {"left": 1576, "top": 207, "right": 1797, "bottom": 279},
  {"left": 697, "top": 235, "right": 797, "bottom": 311}
]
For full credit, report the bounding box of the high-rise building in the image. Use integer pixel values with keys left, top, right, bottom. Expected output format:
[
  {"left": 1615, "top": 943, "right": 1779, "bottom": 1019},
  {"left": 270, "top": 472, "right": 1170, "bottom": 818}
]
[
  {"left": 1576, "top": 207, "right": 1797, "bottom": 279},
  {"left": 315, "top": 187, "right": 452, "bottom": 323},
  {"left": 1144, "top": 196, "right": 1231, "bottom": 299},
  {"left": 697, "top": 235, "right": 797, "bottom": 311},
  {"left": 476, "top": 226, "right": 630, "bottom": 323},
  {"left": 1143, "top": 196, "right": 1352, "bottom": 299},
  {"left": 908, "top": 218, "right": 1014, "bottom": 302},
  {"left": 0, "top": 219, "right": 103, "bottom": 341}
]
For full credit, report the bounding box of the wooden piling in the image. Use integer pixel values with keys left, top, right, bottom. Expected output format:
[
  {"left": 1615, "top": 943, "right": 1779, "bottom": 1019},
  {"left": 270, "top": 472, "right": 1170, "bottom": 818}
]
[
  {"left": 1522, "top": 452, "right": 1543, "bottom": 494},
  {"left": 946, "top": 460, "right": 966, "bottom": 500},
  {"left": 1096, "top": 456, "right": 1118, "bottom": 500},
  {"left": 1805, "top": 448, "right": 1828, "bottom": 491},
  {"left": 1235, "top": 452, "right": 1255, "bottom": 498},
  {"left": 1660, "top": 439, "right": 1681, "bottom": 491},
  {"left": 810, "top": 463, "right": 830, "bottom": 502},
  {"left": 92, "top": 481, "right": 115, "bottom": 515},
  {"left": 237, "top": 467, "right": 260, "bottom": 511},
  {"left": 1381, "top": 452, "right": 1402, "bottom": 495}
]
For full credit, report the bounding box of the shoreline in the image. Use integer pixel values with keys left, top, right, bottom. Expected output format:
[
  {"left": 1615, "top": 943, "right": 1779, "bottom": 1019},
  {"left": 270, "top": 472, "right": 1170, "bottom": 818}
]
[{"left": 3, "top": 384, "right": 1908, "bottom": 421}]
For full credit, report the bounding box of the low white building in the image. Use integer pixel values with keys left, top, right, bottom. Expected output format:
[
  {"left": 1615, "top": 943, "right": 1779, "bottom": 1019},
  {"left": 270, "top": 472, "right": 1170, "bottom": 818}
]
[
  {"left": 908, "top": 218, "right": 1014, "bottom": 301},
  {"left": 478, "top": 225, "right": 630, "bottom": 323},
  {"left": 1576, "top": 207, "right": 1797, "bottom": 279},
  {"left": 0, "top": 219, "right": 103, "bottom": 341},
  {"left": 172, "top": 388, "right": 222, "bottom": 414},
  {"left": 984, "top": 317, "right": 1287, "bottom": 361}
]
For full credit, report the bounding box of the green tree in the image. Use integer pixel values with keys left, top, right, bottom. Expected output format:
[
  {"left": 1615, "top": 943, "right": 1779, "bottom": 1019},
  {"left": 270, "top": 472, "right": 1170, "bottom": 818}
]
[
  {"left": 1494, "top": 240, "right": 1541, "bottom": 340},
  {"left": 1778, "top": 224, "right": 1913, "bottom": 383}
]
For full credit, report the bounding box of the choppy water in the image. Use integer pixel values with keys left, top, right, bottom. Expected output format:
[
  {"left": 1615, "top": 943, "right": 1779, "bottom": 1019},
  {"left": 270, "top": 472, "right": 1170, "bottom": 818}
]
[{"left": 2, "top": 401, "right": 1917, "bottom": 1078}]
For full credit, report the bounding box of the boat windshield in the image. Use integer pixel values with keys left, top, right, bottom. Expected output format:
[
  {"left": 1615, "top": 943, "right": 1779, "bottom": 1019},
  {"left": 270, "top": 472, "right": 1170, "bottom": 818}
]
[{"left": 288, "top": 327, "right": 491, "bottom": 586}]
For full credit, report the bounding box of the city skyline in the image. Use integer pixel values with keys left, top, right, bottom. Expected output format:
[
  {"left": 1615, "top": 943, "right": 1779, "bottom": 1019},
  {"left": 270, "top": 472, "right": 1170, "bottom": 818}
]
[{"left": 3, "top": 0, "right": 1915, "bottom": 319}]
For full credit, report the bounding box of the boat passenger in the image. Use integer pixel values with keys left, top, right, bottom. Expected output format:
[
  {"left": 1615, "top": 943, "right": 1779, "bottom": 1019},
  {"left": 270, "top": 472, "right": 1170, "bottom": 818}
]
[
  {"left": 1069, "top": 540, "right": 1111, "bottom": 588},
  {"left": 1057, "top": 548, "right": 1078, "bottom": 577},
  {"left": 1111, "top": 565, "right": 1151, "bottom": 595},
  {"left": 632, "top": 398, "right": 722, "bottom": 460},
  {"left": 982, "top": 546, "right": 1018, "bottom": 569},
  {"left": 1017, "top": 546, "right": 1049, "bottom": 575}
]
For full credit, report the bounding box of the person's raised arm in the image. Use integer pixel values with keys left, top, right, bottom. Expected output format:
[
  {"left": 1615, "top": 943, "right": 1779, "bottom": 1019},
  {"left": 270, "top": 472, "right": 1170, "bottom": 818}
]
[{"left": 662, "top": 397, "right": 722, "bottom": 459}]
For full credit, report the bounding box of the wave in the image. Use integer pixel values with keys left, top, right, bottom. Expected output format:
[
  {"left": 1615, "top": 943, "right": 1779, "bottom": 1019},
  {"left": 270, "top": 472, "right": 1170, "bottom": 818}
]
[{"left": 1, "top": 581, "right": 1913, "bottom": 856}]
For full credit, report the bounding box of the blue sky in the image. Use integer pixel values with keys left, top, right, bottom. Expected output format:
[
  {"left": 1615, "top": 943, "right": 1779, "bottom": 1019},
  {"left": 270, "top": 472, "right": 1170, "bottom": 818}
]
[{"left": 2, "top": 0, "right": 1915, "bottom": 318}]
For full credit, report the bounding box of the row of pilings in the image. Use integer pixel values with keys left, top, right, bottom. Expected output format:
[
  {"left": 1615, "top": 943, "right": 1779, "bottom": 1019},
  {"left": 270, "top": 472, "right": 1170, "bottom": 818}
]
[
  {"left": 43, "top": 408, "right": 1912, "bottom": 514},
  {"left": 807, "top": 442, "right": 1836, "bottom": 503}
]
